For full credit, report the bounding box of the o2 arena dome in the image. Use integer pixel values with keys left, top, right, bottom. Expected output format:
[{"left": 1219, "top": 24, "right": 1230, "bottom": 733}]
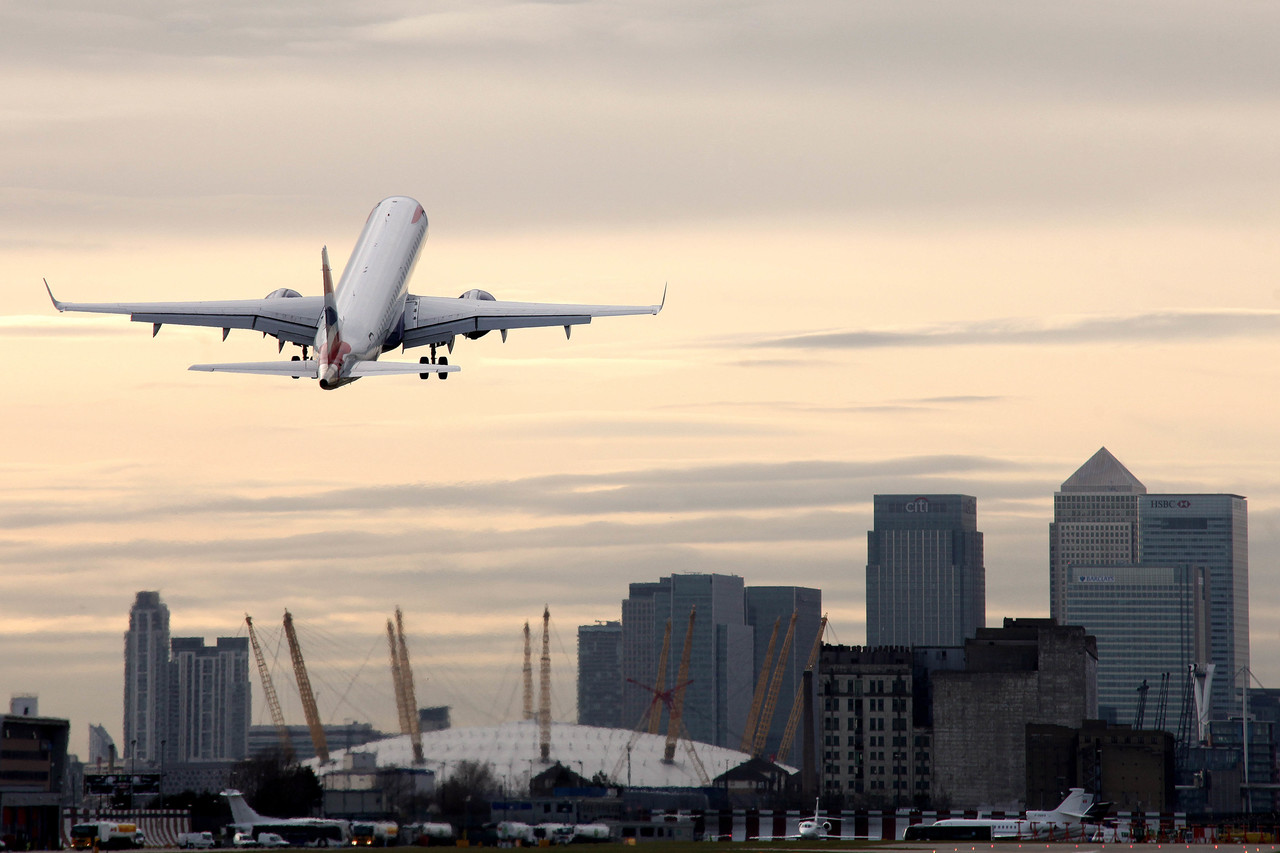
[{"left": 307, "top": 719, "right": 779, "bottom": 790}]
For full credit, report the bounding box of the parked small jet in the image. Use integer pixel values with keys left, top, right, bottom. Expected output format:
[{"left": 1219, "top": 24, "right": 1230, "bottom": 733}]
[
  {"left": 902, "top": 788, "right": 1098, "bottom": 841},
  {"left": 46, "top": 196, "right": 662, "bottom": 389},
  {"left": 796, "top": 799, "right": 832, "bottom": 839},
  {"left": 221, "top": 790, "right": 348, "bottom": 846}
]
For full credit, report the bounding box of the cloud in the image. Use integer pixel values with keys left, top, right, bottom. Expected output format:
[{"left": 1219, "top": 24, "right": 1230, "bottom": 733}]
[{"left": 755, "top": 310, "right": 1280, "bottom": 350}]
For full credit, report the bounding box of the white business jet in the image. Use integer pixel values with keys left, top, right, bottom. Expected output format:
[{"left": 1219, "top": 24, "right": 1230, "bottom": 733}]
[
  {"left": 796, "top": 798, "right": 832, "bottom": 839},
  {"left": 903, "top": 788, "right": 1097, "bottom": 841},
  {"left": 46, "top": 196, "right": 662, "bottom": 389}
]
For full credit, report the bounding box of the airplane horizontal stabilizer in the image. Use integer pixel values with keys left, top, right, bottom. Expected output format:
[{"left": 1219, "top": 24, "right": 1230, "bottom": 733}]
[
  {"left": 189, "top": 360, "right": 318, "bottom": 378},
  {"left": 349, "top": 361, "right": 460, "bottom": 376}
]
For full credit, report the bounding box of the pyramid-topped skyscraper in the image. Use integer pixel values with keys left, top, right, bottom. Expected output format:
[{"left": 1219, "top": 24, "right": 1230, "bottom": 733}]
[{"left": 1049, "top": 448, "right": 1146, "bottom": 622}]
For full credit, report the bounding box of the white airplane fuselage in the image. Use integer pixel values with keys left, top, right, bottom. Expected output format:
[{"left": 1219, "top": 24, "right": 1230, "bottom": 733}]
[{"left": 316, "top": 196, "right": 426, "bottom": 388}]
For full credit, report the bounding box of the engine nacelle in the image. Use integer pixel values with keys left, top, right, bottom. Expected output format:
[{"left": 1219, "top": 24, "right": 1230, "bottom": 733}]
[
  {"left": 265, "top": 288, "right": 303, "bottom": 299},
  {"left": 459, "top": 289, "right": 496, "bottom": 339}
]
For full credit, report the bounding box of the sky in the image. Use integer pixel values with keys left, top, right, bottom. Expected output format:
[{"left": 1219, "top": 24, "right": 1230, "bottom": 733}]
[{"left": 4, "top": 1, "right": 1280, "bottom": 759}]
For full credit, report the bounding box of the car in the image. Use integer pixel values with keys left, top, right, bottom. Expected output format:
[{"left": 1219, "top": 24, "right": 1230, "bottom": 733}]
[
  {"left": 179, "top": 832, "right": 216, "bottom": 849},
  {"left": 233, "top": 832, "right": 259, "bottom": 848},
  {"left": 257, "top": 833, "right": 290, "bottom": 849}
]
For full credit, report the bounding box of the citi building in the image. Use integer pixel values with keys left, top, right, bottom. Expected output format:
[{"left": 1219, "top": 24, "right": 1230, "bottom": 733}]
[{"left": 866, "top": 494, "right": 985, "bottom": 647}]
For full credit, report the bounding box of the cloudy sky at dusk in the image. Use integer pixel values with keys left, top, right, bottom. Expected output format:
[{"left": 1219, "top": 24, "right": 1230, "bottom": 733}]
[{"left": 5, "top": 1, "right": 1280, "bottom": 757}]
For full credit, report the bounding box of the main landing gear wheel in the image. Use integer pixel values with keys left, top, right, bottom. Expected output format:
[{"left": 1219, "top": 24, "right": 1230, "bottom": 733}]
[
  {"left": 421, "top": 346, "right": 449, "bottom": 380},
  {"left": 290, "top": 354, "right": 301, "bottom": 380}
]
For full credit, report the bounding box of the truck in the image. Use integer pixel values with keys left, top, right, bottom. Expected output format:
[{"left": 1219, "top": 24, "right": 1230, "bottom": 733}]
[
  {"left": 178, "top": 833, "right": 215, "bottom": 849},
  {"left": 69, "top": 823, "right": 144, "bottom": 850},
  {"left": 349, "top": 823, "right": 397, "bottom": 847},
  {"left": 402, "top": 823, "right": 454, "bottom": 846}
]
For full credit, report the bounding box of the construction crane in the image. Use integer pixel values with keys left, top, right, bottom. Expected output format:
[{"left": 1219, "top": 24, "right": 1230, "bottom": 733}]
[
  {"left": 611, "top": 675, "right": 709, "bottom": 786},
  {"left": 282, "top": 610, "right": 329, "bottom": 763},
  {"left": 648, "top": 620, "right": 673, "bottom": 734},
  {"left": 388, "top": 619, "right": 410, "bottom": 736},
  {"left": 1153, "top": 671, "right": 1171, "bottom": 731},
  {"left": 740, "top": 617, "right": 781, "bottom": 753},
  {"left": 245, "top": 614, "right": 293, "bottom": 763},
  {"left": 777, "top": 614, "right": 828, "bottom": 764},
  {"left": 539, "top": 606, "right": 552, "bottom": 761},
  {"left": 522, "top": 621, "right": 534, "bottom": 721},
  {"left": 664, "top": 606, "right": 696, "bottom": 764},
  {"left": 752, "top": 610, "right": 797, "bottom": 758},
  {"left": 395, "top": 607, "right": 425, "bottom": 764},
  {"left": 1134, "top": 679, "right": 1150, "bottom": 728}
]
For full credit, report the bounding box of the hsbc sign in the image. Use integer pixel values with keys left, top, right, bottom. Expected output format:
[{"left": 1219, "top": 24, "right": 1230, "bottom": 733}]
[{"left": 1149, "top": 499, "right": 1193, "bottom": 510}]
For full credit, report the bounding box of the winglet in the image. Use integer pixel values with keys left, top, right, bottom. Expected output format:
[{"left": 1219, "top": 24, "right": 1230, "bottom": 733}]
[
  {"left": 658, "top": 282, "right": 667, "bottom": 313},
  {"left": 44, "top": 279, "right": 65, "bottom": 312}
]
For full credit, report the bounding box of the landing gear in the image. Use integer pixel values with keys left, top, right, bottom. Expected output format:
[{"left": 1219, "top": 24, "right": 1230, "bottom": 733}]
[
  {"left": 420, "top": 346, "right": 449, "bottom": 381},
  {"left": 290, "top": 354, "right": 301, "bottom": 380}
]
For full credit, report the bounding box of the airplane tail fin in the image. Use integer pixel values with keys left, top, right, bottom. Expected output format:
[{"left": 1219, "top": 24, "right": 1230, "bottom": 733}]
[
  {"left": 321, "top": 245, "right": 340, "bottom": 349},
  {"left": 318, "top": 246, "right": 346, "bottom": 386},
  {"left": 1053, "top": 788, "right": 1093, "bottom": 820},
  {"left": 221, "top": 790, "right": 265, "bottom": 826}
]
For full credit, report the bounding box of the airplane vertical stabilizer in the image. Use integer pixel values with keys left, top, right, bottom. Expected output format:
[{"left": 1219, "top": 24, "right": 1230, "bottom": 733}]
[
  {"left": 1050, "top": 788, "right": 1092, "bottom": 819},
  {"left": 221, "top": 789, "right": 267, "bottom": 826},
  {"left": 317, "top": 246, "right": 348, "bottom": 388}
]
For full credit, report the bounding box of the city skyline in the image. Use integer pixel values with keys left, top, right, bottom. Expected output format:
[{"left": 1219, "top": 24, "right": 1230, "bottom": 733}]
[{"left": 6, "top": 2, "right": 1280, "bottom": 760}]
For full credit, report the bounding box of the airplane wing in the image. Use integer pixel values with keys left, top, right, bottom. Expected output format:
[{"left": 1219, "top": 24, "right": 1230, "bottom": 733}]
[
  {"left": 46, "top": 282, "right": 323, "bottom": 347},
  {"left": 399, "top": 289, "right": 664, "bottom": 350},
  {"left": 188, "top": 360, "right": 459, "bottom": 378}
]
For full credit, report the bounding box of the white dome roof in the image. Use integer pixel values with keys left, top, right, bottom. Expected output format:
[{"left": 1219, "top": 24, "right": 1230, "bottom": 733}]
[{"left": 309, "top": 719, "right": 779, "bottom": 791}]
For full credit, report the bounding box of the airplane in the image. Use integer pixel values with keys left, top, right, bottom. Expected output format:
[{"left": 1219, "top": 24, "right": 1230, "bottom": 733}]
[
  {"left": 796, "top": 798, "right": 832, "bottom": 839},
  {"left": 221, "top": 789, "right": 349, "bottom": 846},
  {"left": 45, "top": 196, "right": 663, "bottom": 389},
  {"left": 902, "top": 788, "right": 1097, "bottom": 841}
]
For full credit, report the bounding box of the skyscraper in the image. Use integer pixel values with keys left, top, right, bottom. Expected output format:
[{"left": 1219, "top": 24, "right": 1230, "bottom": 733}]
[
  {"left": 1065, "top": 564, "right": 1209, "bottom": 726},
  {"left": 1050, "top": 451, "right": 1249, "bottom": 720},
  {"left": 620, "top": 579, "right": 670, "bottom": 731},
  {"left": 123, "top": 591, "right": 171, "bottom": 764},
  {"left": 1049, "top": 447, "right": 1146, "bottom": 623},
  {"left": 1139, "top": 493, "right": 1247, "bottom": 718},
  {"left": 123, "top": 592, "right": 252, "bottom": 767},
  {"left": 744, "top": 586, "right": 822, "bottom": 758},
  {"left": 576, "top": 621, "right": 622, "bottom": 728},
  {"left": 620, "top": 574, "right": 754, "bottom": 748},
  {"left": 866, "top": 495, "right": 985, "bottom": 647},
  {"left": 170, "top": 637, "right": 250, "bottom": 762}
]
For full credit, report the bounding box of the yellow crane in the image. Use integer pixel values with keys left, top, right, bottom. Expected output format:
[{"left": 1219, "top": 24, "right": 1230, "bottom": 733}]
[
  {"left": 282, "top": 610, "right": 328, "bottom": 763},
  {"left": 664, "top": 606, "right": 696, "bottom": 763},
  {"left": 752, "top": 610, "right": 797, "bottom": 758},
  {"left": 539, "top": 606, "right": 552, "bottom": 761},
  {"left": 740, "top": 617, "right": 781, "bottom": 752},
  {"left": 522, "top": 621, "right": 534, "bottom": 721},
  {"left": 245, "top": 614, "right": 293, "bottom": 763},
  {"left": 387, "top": 619, "right": 410, "bottom": 736},
  {"left": 777, "top": 614, "right": 828, "bottom": 764},
  {"left": 395, "top": 607, "right": 425, "bottom": 764},
  {"left": 648, "top": 620, "right": 672, "bottom": 734}
]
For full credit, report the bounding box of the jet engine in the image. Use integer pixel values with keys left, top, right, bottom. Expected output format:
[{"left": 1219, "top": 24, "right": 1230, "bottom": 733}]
[{"left": 459, "top": 288, "right": 495, "bottom": 339}]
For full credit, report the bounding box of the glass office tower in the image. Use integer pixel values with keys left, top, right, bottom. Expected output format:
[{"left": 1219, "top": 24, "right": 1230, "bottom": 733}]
[
  {"left": 866, "top": 495, "right": 984, "bottom": 647},
  {"left": 1065, "top": 564, "right": 1209, "bottom": 728}
]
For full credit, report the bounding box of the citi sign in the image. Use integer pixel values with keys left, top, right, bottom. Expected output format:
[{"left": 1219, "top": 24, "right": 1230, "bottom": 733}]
[
  {"left": 1149, "top": 499, "right": 1193, "bottom": 509},
  {"left": 905, "top": 497, "right": 931, "bottom": 513}
]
